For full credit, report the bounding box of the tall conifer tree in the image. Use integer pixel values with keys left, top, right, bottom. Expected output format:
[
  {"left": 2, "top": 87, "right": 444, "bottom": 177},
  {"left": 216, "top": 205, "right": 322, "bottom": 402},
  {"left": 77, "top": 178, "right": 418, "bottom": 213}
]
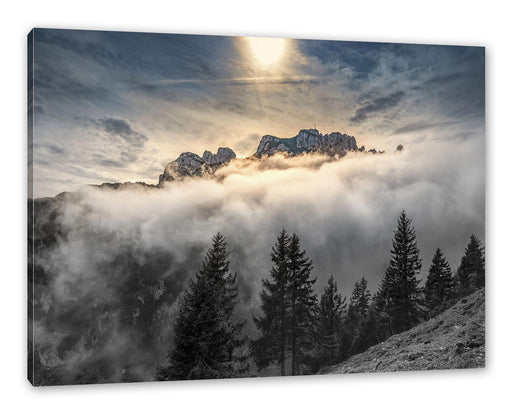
[
  {"left": 424, "top": 248, "right": 455, "bottom": 316},
  {"left": 253, "top": 230, "right": 291, "bottom": 375},
  {"left": 373, "top": 271, "right": 394, "bottom": 339},
  {"left": 349, "top": 277, "right": 371, "bottom": 317},
  {"left": 347, "top": 277, "right": 372, "bottom": 354},
  {"left": 374, "top": 211, "right": 423, "bottom": 335},
  {"left": 253, "top": 230, "right": 317, "bottom": 376},
  {"left": 356, "top": 306, "right": 379, "bottom": 352},
  {"left": 314, "top": 276, "right": 346, "bottom": 369},
  {"left": 288, "top": 233, "right": 317, "bottom": 375},
  {"left": 456, "top": 234, "right": 485, "bottom": 296},
  {"left": 156, "top": 233, "right": 244, "bottom": 380}
]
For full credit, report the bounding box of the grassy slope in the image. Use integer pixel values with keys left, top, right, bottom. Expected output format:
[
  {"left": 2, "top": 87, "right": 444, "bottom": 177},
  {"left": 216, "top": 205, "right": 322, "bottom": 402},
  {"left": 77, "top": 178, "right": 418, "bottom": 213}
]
[{"left": 324, "top": 289, "right": 485, "bottom": 375}]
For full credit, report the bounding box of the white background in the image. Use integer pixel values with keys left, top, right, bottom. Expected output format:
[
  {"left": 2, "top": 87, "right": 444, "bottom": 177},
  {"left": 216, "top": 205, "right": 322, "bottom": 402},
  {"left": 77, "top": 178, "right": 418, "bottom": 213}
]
[{"left": 1, "top": 1, "right": 510, "bottom": 412}]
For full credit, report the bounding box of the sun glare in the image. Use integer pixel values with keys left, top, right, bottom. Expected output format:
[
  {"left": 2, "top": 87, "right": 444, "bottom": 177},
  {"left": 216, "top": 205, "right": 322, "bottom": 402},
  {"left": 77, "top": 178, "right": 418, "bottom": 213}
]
[{"left": 247, "top": 37, "right": 287, "bottom": 67}]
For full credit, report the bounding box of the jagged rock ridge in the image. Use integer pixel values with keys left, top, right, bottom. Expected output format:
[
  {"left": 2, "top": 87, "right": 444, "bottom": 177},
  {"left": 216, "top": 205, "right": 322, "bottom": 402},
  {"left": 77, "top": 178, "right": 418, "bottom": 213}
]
[
  {"left": 158, "top": 147, "right": 236, "bottom": 185},
  {"left": 157, "top": 129, "right": 375, "bottom": 186},
  {"left": 256, "top": 128, "right": 362, "bottom": 157},
  {"left": 93, "top": 128, "right": 380, "bottom": 189}
]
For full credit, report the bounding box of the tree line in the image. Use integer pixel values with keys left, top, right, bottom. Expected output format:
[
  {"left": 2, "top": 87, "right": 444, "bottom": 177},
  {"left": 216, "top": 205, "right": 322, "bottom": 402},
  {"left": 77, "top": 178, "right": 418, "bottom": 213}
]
[{"left": 155, "top": 210, "right": 485, "bottom": 380}]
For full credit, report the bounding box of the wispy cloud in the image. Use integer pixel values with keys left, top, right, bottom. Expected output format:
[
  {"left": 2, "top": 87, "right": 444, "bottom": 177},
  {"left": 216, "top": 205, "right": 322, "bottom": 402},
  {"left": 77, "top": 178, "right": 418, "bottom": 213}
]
[
  {"left": 151, "top": 75, "right": 321, "bottom": 86},
  {"left": 392, "top": 120, "right": 462, "bottom": 135},
  {"left": 350, "top": 91, "right": 405, "bottom": 124}
]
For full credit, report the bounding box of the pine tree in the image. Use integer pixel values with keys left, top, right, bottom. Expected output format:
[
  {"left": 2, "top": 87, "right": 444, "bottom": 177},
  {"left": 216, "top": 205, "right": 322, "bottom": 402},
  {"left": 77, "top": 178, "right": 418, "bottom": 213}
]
[
  {"left": 287, "top": 233, "right": 317, "bottom": 375},
  {"left": 424, "top": 248, "right": 455, "bottom": 316},
  {"left": 456, "top": 234, "right": 485, "bottom": 296},
  {"left": 373, "top": 271, "right": 393, "bottom": 339},
  {"left": 253, "top": 229, "right": 291, "bottom": 375},
  {"left": 349, "top": 277, "right": 371, "bottom": 317},
  {"left": 356, "top": 306, "right": 379, "bottom": 352},
  {"left": 371, "top": 289, "right": 392, "bottom": 343},
  {"left": 314, "top": 276, "right": 345, "bottom": 370},
  {"left": 155, "top": 233, "right": 244, "bottom": 381},
  {"left": 253, "top": 230, "right": 317, "bottom": 376},
  {"left": 375, "top": 211, "right": 423, "bottom": 335},
  {"left": 347, "top": 277, "right": 372, "bottom": 354}
]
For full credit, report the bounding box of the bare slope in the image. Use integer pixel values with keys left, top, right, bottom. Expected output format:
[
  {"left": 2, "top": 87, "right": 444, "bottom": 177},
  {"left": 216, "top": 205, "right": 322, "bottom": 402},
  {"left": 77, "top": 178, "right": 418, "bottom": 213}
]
[{"left": 324, "top": 289, "right": 485, "bottom": 375}]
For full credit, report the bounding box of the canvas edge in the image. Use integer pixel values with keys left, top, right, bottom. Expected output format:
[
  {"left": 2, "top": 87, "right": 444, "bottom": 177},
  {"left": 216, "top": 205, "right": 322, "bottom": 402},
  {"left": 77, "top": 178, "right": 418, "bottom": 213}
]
[{"left": 27, "top": 28, "right": 35, "bottom": 387}]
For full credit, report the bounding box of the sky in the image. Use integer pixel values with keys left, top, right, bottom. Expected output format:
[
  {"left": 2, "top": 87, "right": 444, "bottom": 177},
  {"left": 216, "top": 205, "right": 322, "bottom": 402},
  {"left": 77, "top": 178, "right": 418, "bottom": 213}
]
[
  {"left": 30, "top": 30, "right": 485, "bottom": 377},
  {"left": 31, "top": 29, "right": 484, "bottom": 197}
]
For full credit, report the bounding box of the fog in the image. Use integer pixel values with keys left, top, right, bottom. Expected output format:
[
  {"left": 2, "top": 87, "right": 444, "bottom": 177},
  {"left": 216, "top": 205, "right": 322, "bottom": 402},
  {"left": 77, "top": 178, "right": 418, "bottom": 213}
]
[{"left": 33, "top": 136, "right": 484, "bottom": 382}]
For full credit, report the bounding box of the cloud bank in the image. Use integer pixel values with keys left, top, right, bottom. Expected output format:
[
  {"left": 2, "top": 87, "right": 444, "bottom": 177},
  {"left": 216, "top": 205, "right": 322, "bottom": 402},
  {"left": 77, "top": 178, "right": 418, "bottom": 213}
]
[{"left": 32, "top": 136, "right": 485, "bottom": 382}]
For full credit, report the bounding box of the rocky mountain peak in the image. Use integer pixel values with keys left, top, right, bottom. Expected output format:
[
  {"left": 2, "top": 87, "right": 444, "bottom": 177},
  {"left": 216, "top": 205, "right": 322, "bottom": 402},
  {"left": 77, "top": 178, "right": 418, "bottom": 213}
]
[
  {"left": 256, "top": 128, "right": 362, "bottom": 157},
  {"left": 157, "top": 128, "right": 378, "bottom": 187},
  {"left": 158, "top": 147, "right": 236, "bottom": 185},
  {"left": 202, "top": 147, "right": 236, "bottom": 165}
]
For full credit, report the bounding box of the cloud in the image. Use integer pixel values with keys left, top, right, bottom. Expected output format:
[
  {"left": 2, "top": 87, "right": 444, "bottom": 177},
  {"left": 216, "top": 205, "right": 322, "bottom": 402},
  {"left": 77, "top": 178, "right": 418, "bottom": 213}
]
[
  {"left": 31, "top": 31, "right": 484, "bottom": 198},
  {"left": 94, "top": 116, "right": 148, "bottom": 148},
  {"left": 350, "top": 91, "right": 405, "bottom": 124},
  {"left": 149, "top": 75, "right": 320, "bottom": 87},
  {"left": 392, "top": 120, "right": 459, "bottom": 135},
  {"left": 32, "top": 135, "right": 484, "bottom": 381}
]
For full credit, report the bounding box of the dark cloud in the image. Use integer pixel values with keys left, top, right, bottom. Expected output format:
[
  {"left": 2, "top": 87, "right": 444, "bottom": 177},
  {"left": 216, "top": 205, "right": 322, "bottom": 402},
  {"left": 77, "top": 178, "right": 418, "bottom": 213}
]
[
  {"left": 298, "top": 40, "right": 382, "bottom": 76},
  {"left": 350, "top": 91, "right": 405, "bottom": 124},
  {"left": 392, "top": 120, "right": 459, "bottom": 135},
  {"left": 120, "top": 151, "right": 138, "bottom": 164},
  {"left": 95, "top": 116, "right": 148, "bottom": 148},
  {"left": 96, "top": 158, "right": 126, "bottom": 168},
  {"left": 45, "top": 144, "right": 65, "bottom": 155}
]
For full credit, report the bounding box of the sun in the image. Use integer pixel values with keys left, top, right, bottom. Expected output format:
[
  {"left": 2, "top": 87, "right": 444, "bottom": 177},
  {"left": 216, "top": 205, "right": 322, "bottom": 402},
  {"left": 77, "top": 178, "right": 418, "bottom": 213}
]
[{"left": 247, "top": 37, "right": 287, "bottom": 67}]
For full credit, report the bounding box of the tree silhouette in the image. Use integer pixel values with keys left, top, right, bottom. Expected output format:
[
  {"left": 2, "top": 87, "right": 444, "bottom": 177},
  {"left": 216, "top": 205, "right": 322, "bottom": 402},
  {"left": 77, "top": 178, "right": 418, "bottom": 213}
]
[
  {"left": 374, "top": 211, "right": 423, "bottom": 335},
  {"left": 347, "top": 277, "right": 372, "bottom": 354},
  {"left": 424, "top": 248, "right": 455, "bottom": 316},
  {"left": 288, "top": 233, "right": 317, "bottom": 375},
  {"left": 253, "top": 230, "right": 317, "bottom": 375},
  {"left": 156, "top": 233, "right": 244, "bottom": 380},
  {"left": 314, "top": 275, "right": 346, "bottom": 370},
  {"left": 253, "top": 230, "right": 291, "bottom": 375},
  {"left": 456, "top": 234, "right": 485, "bottom": 296}
]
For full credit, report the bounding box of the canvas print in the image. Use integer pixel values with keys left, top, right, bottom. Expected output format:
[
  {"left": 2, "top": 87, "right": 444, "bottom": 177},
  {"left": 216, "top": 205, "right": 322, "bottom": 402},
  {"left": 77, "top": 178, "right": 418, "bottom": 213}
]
[{"left": 27, "top": 29, "right": 485, "bottom": 386}]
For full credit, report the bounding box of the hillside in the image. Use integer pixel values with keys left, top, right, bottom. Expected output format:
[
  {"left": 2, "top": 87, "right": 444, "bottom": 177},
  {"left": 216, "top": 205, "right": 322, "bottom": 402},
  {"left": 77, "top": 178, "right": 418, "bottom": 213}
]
[{"left": 323, "top": 289, "right": 485, "bottom": 374}]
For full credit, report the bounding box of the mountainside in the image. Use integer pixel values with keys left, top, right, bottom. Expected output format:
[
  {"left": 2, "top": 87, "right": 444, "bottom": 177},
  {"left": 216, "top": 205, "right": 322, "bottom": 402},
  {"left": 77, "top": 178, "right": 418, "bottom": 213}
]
[{"left": 323, "top": 289, "right": 485, "bottom": 374}]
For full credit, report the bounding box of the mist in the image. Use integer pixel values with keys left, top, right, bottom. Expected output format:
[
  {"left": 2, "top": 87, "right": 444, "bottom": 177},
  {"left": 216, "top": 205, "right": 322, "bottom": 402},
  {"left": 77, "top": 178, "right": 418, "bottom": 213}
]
[{"left": 31, "top": 135, "right": 484, "bottom": 383}]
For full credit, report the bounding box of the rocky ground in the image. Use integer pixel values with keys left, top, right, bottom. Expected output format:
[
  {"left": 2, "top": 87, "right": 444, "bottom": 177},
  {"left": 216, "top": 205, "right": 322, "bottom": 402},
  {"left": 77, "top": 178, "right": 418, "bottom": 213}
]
[{"left": 324, "top": 289, "right": 485, "bottom": 375}]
